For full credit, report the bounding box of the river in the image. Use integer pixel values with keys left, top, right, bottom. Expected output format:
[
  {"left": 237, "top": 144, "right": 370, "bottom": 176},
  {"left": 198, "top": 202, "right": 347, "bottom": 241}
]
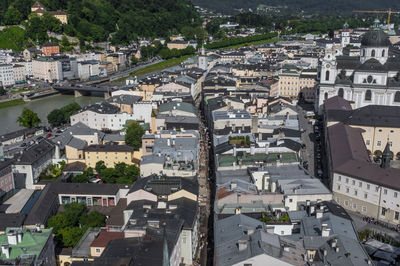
[{"left": 0, "top": 94, "right": 103, "bottom": 135}]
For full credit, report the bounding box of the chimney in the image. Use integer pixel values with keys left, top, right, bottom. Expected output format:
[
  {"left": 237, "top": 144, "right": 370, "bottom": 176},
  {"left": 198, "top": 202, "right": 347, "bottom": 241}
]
[
  {"left": 1, "top": 244, "right": 10, "bottom": 259},
  {"left": 233, "top": 145, "right": 237, "bottom": 156},
  {"left": 17, "top": 231, "right": 23, "bottom": 243},
  {"left": 231, "top": 182, "right": 237, "bottom": 190},
  {"left": 335, "top": 247, "right": 340, "bottom": 253},
  {"left": 309, "top": 205, "right": 315, "bottom": 215},
  {"left": 316, "top": 209, "right": 323, "bottom": 219},
  {"left": 322, "top": 224, "right": 330, "bottom": 237},
  {"left": 271, "top": 181, "right": 277, "bottom": 192},
  {"left": 250, "top": 144, "right": 255, "bottom": 155},
  {"left": 7, "top": 230, "right": 17, "bottom": 245},
  {"left": 331, "top": 238, "right": 337, "bottom": 248},
  {"left": 235, "top": 207, "right": 241, "bottom": 214},
  {"left": 237, "top": 239, "right": 248, "bottom": 251},
  {"left": 167, "top": 138, "right": 171, "bottom": 146},
  {"left": 323, "top": 248, "right": 328, "bottom": 257},
  {"left": 246, "top": 227, "right": 254, "bottom": 235},
  {"left": 55, "top": 144, "right": 60, "bottom": 159}
]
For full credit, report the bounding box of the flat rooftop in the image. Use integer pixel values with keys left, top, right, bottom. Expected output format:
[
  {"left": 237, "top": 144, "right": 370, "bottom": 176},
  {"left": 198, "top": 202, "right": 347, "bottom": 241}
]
[{"left": 0, "top": 189, "right": 35, "bottom": 214}]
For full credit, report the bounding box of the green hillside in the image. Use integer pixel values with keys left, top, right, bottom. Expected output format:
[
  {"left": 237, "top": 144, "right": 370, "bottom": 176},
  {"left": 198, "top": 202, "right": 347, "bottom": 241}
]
[{"left": 0, "top": 0, "right": 200, "bottom": 45}]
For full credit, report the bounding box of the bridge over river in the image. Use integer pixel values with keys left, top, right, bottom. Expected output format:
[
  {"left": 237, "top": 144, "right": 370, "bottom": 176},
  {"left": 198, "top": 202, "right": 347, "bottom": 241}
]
[{"left": 53, "top": 84, "right": 116, "bottom": 99}]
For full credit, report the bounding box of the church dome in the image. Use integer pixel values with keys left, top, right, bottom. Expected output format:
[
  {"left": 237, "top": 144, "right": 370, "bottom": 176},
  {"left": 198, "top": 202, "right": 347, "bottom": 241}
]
[
  {"left": 361, "top": 29, "right": 390, "bottom": 47},
  {"left": 358, "top": 58, "right": 387, "bottom": 72}
]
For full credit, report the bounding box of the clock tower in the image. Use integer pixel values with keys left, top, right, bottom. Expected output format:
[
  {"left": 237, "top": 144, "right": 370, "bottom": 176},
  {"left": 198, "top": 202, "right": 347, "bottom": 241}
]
[{"left": 320, "top": 52, "right": 337, "bottom": 85}]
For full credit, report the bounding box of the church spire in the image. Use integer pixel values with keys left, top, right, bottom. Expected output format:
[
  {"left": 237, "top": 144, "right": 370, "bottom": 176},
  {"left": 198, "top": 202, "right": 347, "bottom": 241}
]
[{"left": 381, "top": 141, "right": 392, "bottom": 169}]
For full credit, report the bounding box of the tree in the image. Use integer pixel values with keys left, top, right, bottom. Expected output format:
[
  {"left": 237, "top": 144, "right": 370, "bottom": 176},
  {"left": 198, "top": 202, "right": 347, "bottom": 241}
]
[
  {"left": 0, "top": 87, "right": 5, "bottom": 96},
  {"left": 42, "top": 12, "right": 62, "bottom": 33},
  {"left": 60, "top": 102, "right": 81, "bottom": 122},
  {"left": 95, "top": 161, "right": 106, "bottom": 174},
  {"left": 79, "top": 211, "right": 106, "bottom": 227},
  {"left": 59, "top": 227, "right": 85, "bottom": 247},
  {"left": 17, "top": 107, "right": 41, "bottom": 128},
  {"left": 125, "top": 121, "right": 145, "bottom": 151},
  {"left": 71, "top": 167, "right": 94, "bottom": 183},
  {"left": 47, "top": 109, "right": 65, "bottom": 127},
  {"left": 3, "top": 7, "right": 23, "bottom": 25}
]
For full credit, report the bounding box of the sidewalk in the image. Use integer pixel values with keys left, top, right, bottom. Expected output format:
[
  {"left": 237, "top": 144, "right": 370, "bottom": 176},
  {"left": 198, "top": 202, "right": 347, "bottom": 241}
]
[{"left": 349, "top": 210, "right": 400, "bottom": 242}]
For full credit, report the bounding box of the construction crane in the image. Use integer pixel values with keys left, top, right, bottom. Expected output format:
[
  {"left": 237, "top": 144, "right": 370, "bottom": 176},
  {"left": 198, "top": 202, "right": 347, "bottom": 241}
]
[
  {"left": 353, "top": 8, "right": 400, "bottom": 26},
  {"left": 287, "top": 19, "right": 301, "bottom": 24}
]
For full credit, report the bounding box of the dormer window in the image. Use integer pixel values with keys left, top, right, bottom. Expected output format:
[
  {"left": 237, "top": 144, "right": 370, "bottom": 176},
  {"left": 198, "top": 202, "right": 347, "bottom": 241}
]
[
  {"left": 371, "top": 50, "right": 376, "bottom": 57},
  {"left": 367, "top": 75, "right": 373, "bottom": 83},
  {"left": 382, "top": 50, "right": 385, "bottom": 57}
]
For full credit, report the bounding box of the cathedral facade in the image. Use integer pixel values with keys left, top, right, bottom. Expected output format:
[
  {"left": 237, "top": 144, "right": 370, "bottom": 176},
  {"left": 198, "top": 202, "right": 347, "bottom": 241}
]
[{"left": 316, "top": 22, "right": 400, "bottom": 113}]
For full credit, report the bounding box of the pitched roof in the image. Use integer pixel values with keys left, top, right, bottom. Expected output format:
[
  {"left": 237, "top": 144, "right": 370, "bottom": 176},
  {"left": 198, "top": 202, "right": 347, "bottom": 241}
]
[
  {"left": 90, "top": 231, "right": 124, "bottom": 248},
  {"left": 327, "top": 123, "right": 400, "bottom": 190}
]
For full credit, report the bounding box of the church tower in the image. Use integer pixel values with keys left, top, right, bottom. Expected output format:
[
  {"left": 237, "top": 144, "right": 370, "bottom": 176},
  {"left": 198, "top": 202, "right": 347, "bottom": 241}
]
[
  {"left": 320, "top": 52, "right": 337, "bottom": 85},
  {"left": 198, "top": 44, "right": 208, "bottom": 70},
  {"left": 360, "top": 19, "right": 390, "bottom": 65},
  {"left": 341, "top": 22, "right": 350, "bottom": 47},
  {"left": 381, "top": 142, "right": 392, "bottom": 169}
]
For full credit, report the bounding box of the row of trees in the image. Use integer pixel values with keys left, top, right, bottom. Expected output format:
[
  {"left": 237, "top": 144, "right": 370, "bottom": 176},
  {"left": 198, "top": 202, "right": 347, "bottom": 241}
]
[
  {"left": 16, "top": 102, "right": 81, "bottom": 129},
  {"left": 205, "top": 32, "right": 278, "bottom": 49},
  {"left": 72, "top": 162, "right": 140, "bottom": 184},
  {"left": 47, "top": 203, "right": 106, "bottom": 247},
  {"left": 47, "top": 102, "right": 81, "bottom": 127}
]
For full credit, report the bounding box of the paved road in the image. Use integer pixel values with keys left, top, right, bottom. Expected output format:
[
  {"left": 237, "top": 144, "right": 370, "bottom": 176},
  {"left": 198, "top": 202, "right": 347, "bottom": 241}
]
[
  {"left": 79, "top": 59, "right": 163, "bottom": 85},
  {"left": 196, "top": 114, "right": 211, "bottom": 266},
  {"left": 297, "top": 104, "right": 315, "bottom": 176},
  {"left": 349, "top": 210, "right": 400, "bottom": 242}
]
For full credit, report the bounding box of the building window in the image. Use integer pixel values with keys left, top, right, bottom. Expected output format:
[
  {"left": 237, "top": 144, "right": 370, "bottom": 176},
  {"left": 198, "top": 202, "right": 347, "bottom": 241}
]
[
  {"left": 346, "top": 188, "right": 349, "bottom": 193},
  {"left": 395, "top": 192, "right": 398, "bottom": 198},
  {"left": 338, "top": 176, "right": 341, "bottom": 181},
  {"left": 359, "top": 182, "right": 362, "bottom": 187},
  {"left": 376, "top": 186, "right": 379, "bottom": 192},
  {"left": 382, "top": 50, "right": 385, "bottom": 57},
  {"left": 365, "top": 90, "right": 372, "bottom": 101},
  {"left": 364, "top": 193, "right": 368, "bottom": 199},
  {"left": 381, "top": 207, "right": 387, "bottom": 216},
  {"left": 367, "top": 184, "right": 370, "bottom": 190},
  {"left": 354, "top": 190, "right": 358, "bottom": 196},
  {"left": 362, "top": 206, "right": 367, "bottom": 212},
  {"left": 352, "top": 180, "right": 355, "bottom": 185},
  {"left": 325, "top": 70, "right": 330, "bottom": 81},
  {"left": 395, "top": 92, "right": 400, "bottom": 102},
  {"left": 366, "top": 140, "right": 370, "bottom": 145},
  {"left": 377, "top": 141, "right": 381, "bottom": 146},
  {"left": 338, "top": 88, "right": 344, "bottom": 98},
  {"left": 345, "top": 200, "right": 349, "bottom": 206},
  {"left": 95, "top": 248, "right": 101, "bottom": 253},
  {"left": 324, "top": 92, "right": 328, "bottom": 100},
  {"left": 346, "top": 178, "right": 349, "bottom": 184},
  {"left": 395, "top": 211, "right": 400, "bottom": 220},
  {"left": 371, "top": 49, "right": 376, "bottom": 57},
  {"left": 337, "top": 185, "right": 341, "bottom": 190},
  {"left": 384, "top": 189, "right": 387, "bottom": 195},
  {"left": 335, "top": 197, "right": 340, "bottom": 203},
  {"left": 353, "top": 203, "right": 357, "bottom": 209}
]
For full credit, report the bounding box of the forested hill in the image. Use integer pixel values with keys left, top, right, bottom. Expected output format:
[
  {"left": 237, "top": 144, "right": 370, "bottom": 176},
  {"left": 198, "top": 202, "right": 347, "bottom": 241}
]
[
  {"left": 0, "top": 0, "right": 200, "bottom": 44},
  {"left": 192, "top": 0, "right": 400, "bottom": 14}
]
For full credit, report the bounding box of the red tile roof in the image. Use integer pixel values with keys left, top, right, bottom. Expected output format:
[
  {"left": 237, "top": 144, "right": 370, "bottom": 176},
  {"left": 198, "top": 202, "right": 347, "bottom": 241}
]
[{"left": 90, "top": 231, "right": 124, "bottom": 248}]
